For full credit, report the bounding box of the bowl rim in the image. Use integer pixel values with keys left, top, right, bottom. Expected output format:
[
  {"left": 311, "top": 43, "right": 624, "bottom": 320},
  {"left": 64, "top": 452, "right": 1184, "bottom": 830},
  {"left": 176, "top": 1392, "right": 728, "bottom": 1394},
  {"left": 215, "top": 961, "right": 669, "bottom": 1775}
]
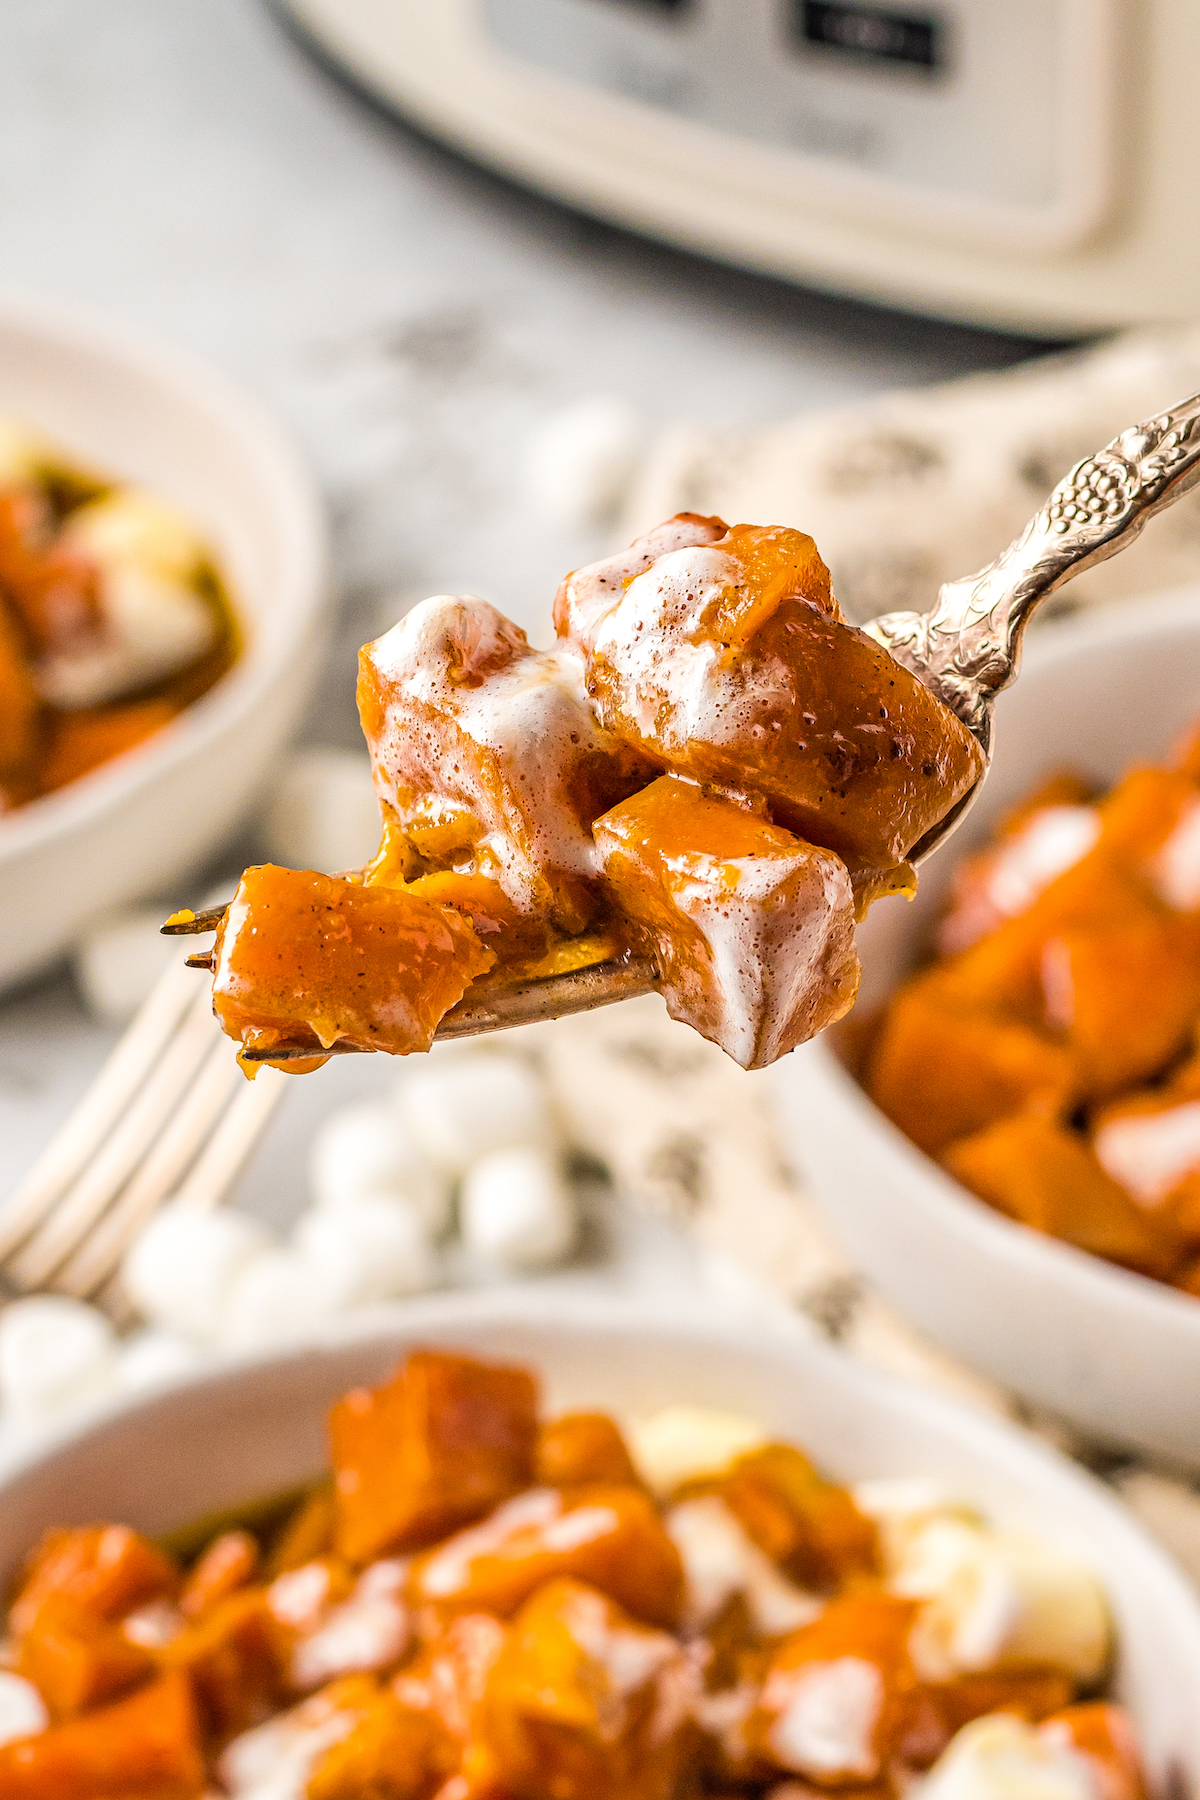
[
  {"left": 800, "top": 585, "right": 1200, "bottom": 1335},
  {"left": 0, "top": 288, "right": 329, "bottom": 862}
]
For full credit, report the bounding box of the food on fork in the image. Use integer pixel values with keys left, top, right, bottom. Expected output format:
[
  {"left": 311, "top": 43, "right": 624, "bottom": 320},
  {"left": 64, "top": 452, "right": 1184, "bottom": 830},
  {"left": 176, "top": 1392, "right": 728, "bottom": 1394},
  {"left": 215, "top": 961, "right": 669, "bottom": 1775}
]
[
  {"left": 0, "top": 1346, "right": 1145, "bottom": 1798},
  {"left": 861, "top": 718, "right": 1200, "bottom": 1298},
  {"left": 192, "top": 517, "right": 982, "bottom": 1073},
  {"left": 0, "top": 418, "right": 238, "bottom": 811}
]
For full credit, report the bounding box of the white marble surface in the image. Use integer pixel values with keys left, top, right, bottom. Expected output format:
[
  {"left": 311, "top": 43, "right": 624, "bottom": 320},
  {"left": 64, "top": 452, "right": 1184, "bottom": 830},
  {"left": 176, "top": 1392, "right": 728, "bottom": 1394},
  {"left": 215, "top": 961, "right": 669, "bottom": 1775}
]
[{"left": 0, "top": 0, "right": 1040, "bottom": 1225}]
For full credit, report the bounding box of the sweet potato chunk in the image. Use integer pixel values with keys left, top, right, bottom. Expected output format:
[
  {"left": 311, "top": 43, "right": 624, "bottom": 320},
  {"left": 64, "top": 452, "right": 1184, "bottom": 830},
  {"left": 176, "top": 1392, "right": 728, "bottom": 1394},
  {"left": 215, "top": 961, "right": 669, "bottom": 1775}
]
[
  {"left": 595, "top": 775, "right": 860, "bottom": 1069},
  {"left": 409, "top": 1486, "right": 684, "bottom": 1632},
  {"left": 1092, "top": 1089, "right": 1200, "bottom": 1247},
  {"left": 930, "top": 1667, "right": 1075, "bottom": 1735},
  {"left": 0, "top": 599, "right": 39, "bottom": 780},
  {"left": 576, "top": 521, "right": 984, "bottom": 867},
  {"left": 330, "top": 1351, "right": 539, "bottom": 1564},
  {"left": 943, "top": 1114, "right": 1182, "bottom": 1280},
  {"left": 179, "top": 1529, "right": 259, "bottom": 1621},
  {"left": 389, "top": 1611, "right": 509, "bottom": 1784},
  {"left": 553, "top": 512, "right": 729, "bottom": 654},
  {"left": 11, "top": 1525, "right": 177, "bottom": 1637},
  {"left": 480, "top": 1578, "right": 697, "bottom": 1800},
  {"left": 38, "top": 700, "right": 178, "bottom": 795},
  {"left": 680, "top": 1443, "right": 877, "bottom": 1591},
  {"left": 211, "top": 865, "right": 494, "bottom": 1062},
  {"left": 1039, "top": 1702, "right": 1147, "bottom": 1800},
  {"left": 865, "top": 977, "right": 1075, "bottom": 1156},
  {"left": 0, "top": 1670, "right": 204, "bottom": 1798},
  {"left": 535, "top": 1413, "right": 641, "bottom": 1490},
  {"left": 163, "top": 1587, "right": 289, "bottom": 1741},
  {"left": 17, "top": 1596, "right": 155, "bottom": 1720},
  {"left": 749, "top": 1592, "right": 928, "bottom": 1783},
  {"left": 305, "top": 1681, "right": 447, "bottom": 1800},
  {"left": 1042, "top": 912, "right": 1200, "bottom": 1099},
  {"left": 359, "top": 595, "right": 654, "bottom": 932}
]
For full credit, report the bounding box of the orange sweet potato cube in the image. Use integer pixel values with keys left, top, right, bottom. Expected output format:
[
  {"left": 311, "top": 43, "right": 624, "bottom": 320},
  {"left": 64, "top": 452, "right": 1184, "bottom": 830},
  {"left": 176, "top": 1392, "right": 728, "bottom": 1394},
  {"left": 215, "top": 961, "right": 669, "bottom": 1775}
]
[
  {"left": 865, "top": 977, "right": 1075, "bottom": 1156},
  {"left": 164, "top": 1586, "right": 289, "bottom": 1742},
  {"left": 267, "top": 1483, "right": 336, "bottom": 1577},
  {"left": 685, "top": 1443, "right": 877, "bottom": 1591},
  {"left": 595, "top": 775, "right": 860, "bottom": 1070},
  {"left": 480, "top": 1578, "right": 697, "bottom": 1800},
  {"left": 943, "top": 1114, "right": 1182, "bottom": 1280},
  {"left": 576, "top": 520, "right": 984, "bottom": 868},
  {"left": 306, "top": 1680, "right": 448, "bottom": 1800},
  {"left": 331, "top": 1351, "right": 539, "bottom": 1564},
  {"left": 0, "top": 1669, "right": 204, "bottom": 1798},
  {"left": 535, "top": 1413, "right": 641, "bottom": 1490},
  {"left": 211, "top": 865, "right": 494, "bottom": 1062},
  {"left": 0, "top": 598, "right": 38, "bottom": 781},
  {"left": 179, "top": 1529, "right": 259, "bottom": 1621},
  {"left": 1040, "top": 1702, "right": 1147, "bottom": 1800},
  {"left": 931, "top": 1668, "right": 1075, "bottom": 1736},
  {"left": 409, "top": 1485, "right": 684, "bottom": 1632},
  {"left": 11, "top": 1525, "right": 178, "bottom": 1637},
  {"left": 392, "top": 1610, "right": 509, "bottom": 1753},
  {"left": 359, "top": 595, "right": 655, "bottom": 933},
  {"left": 17, "top": 1596, "right": 155, "bottom": 1720},
  {"left": 1042, "top": 912, "right": 1200, "bottom": 1098}
]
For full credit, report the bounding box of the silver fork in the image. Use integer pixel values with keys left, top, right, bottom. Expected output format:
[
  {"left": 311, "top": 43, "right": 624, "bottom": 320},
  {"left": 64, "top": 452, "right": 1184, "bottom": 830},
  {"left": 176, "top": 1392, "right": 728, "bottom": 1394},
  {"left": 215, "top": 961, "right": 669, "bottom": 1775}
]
[{"left": 5, "top": 389, "right": 1200, "bottom": 1306}]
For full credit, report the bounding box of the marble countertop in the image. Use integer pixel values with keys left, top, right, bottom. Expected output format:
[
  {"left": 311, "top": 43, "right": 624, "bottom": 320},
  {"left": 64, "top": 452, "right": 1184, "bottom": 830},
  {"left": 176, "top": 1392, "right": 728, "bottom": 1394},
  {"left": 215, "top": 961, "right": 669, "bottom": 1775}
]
[{"left": 0, "top": 0, "right": 1039, "bottom": 1225}]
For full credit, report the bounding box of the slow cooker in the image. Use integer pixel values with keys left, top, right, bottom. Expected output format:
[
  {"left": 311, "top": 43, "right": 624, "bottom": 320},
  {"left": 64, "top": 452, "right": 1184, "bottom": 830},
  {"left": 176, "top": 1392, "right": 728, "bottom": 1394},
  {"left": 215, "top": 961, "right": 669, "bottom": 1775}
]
[{"left": 281, "top": 0, "right": 1199, "bottom": 335}]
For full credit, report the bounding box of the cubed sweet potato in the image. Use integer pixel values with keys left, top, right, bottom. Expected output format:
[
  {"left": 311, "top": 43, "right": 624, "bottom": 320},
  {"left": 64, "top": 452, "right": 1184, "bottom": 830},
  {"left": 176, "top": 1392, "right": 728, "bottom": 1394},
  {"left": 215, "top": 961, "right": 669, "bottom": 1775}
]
[
  {"left": 409, "top": 1486, "right": 684, "bottom": 1632},
  {"left": 0, "top": 598, "right": 39, "bottom": 781},
  {"left": 11, "top": 1526, "right": 177, "bottom": 1637},
  {"left": 17, "top": 1595, "right": 155, "bottom": 1719},
  {"left": 680, "top": 1443, "right": 877, "bottom": 1591},
  {"left": 211, "top": 866, "right": 494, "bottom": 1062},
  {"left": 480, "top": 1578, "right": 697, "bottom": 1800},
  {"left": 865, "top": 978, "right": 1074, "bottom": 1156},
  {"left": 163, "top": 1587, "right": 288, "bottom": 1742},
  {"left": 1039, "top": 1702, "right": 1147, "bottom": 1800},
  {"left": 595, "top": 775, "right": 860, "bottom": 1069},
  {"left": 178, "top": 1529, "right": 259, "bottom": 1621},
  {"left": 943, "top": 1114, "right": 1182, "bottom": 1280},
  {"left": 391, "top": 1611, "right": 509, "bottom": 1777},
  {"left": 306, "top": 1682, "right": 447, "bottom": 1800},
  {"left": 0, "top": 1669, "right": 204, "bottom": 1798},
  {"left": 1042, "top": 912, "right": 1200, "bottom": 1098},
  {"left": 267, "top": 1483, "right": 336, "bottom": 1577},
  {"left": 930, "top": 1667, "right": 1075, "bottom": 1736},
  {"left": 577, "top": 521, "right": 984, "bottom": 868},
  {"left": 535, "top": 1414, "right": 641, "bottom": 1490},
  {"left": 38, "top": 701, "right": 178, "bottom": 795},
  {"left": 330, "top": 1351, "right": 539, "bottom": 1565}
]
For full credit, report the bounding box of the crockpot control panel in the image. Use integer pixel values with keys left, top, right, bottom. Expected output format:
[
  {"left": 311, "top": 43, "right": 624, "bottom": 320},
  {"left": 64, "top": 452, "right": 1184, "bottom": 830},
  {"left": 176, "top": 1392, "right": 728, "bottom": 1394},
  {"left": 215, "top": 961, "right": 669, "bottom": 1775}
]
[{"left": 482, "top": 0, "right": 1121, "bottom": 246}]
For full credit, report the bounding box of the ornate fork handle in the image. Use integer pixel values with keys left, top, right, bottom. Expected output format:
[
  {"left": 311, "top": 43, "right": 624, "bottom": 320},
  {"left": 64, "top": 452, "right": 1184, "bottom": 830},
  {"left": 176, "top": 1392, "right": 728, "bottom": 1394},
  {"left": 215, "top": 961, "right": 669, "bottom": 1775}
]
[{"left": 867, "top": 390, "right": 1200, "bottom": 745}]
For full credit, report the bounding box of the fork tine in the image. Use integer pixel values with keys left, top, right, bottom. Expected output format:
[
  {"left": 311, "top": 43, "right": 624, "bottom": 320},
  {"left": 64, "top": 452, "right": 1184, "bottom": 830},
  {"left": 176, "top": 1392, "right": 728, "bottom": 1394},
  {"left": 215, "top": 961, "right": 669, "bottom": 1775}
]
[
  {"left": 160, "top": 903, "right": 228, "bottom": 936},
  {"left": 51, "top": 1037, "right": 245, "bottom": 1300},
  {"left": 172, "top": 1064, "right": 289, "bottom": 1210},
  {"left": 0, "top": 957, "right": 201, "bottom": 1263},
  {"left": 5, "top": 984, "right": 223, "bottom": 1290}
]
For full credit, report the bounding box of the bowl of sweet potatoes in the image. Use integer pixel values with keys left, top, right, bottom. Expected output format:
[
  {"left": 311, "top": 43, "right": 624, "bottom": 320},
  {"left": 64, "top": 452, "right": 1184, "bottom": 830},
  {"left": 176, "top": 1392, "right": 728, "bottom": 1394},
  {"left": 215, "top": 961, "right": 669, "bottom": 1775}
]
[{"left": 773, "top": 587, "right": 1200, "bottom": 1466}]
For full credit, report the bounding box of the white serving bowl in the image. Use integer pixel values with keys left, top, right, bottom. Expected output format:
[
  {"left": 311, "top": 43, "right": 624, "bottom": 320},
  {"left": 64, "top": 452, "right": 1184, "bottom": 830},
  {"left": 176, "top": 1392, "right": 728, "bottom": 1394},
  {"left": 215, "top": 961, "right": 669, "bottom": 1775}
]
[
  {"left": 772, "top": 588, "right": 1200, "bottom": 1467},
  {"left": 0, "top": 293, "right": 328, "bottom": 991},
  {"left": 0, "top": 1291, "right": 1196, "bottom": 1790}
]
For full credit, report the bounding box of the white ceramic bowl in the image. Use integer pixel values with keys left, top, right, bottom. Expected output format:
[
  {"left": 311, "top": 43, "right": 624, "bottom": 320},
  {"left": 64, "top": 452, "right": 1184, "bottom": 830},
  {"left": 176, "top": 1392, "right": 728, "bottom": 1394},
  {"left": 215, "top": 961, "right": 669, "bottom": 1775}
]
[
  {"left": 772, "top": 589, "right": 1200, "bottom": 1467},
  {"left": 0, "top": 1291, "right": 1196, "bottom": 1789},
  {"left": 0, "top": 293, "right": 328, "bottom": 991}
]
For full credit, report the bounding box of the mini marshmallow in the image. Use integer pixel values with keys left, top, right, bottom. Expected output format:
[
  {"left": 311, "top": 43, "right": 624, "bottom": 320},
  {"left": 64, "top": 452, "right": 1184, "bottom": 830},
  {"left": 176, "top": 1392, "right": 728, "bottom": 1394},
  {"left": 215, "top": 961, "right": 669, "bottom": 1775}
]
[
  {"left": 308, "top": 1101, "right": 449, "bottom": 1235},
  {"left": 0, "top": 1296, "right": 117, "bottom": 1423},
  {"left": 667, "top": 1495, "right": 820, "bottom": 1638},
  {"left": 293, "top": 1196, "right": 438, "bottom": 1307},
  {"left": 122, "top": 1202, "right": 270, "bottom": 1342},
  {"left": 73, "top": 905, "right": 177, "bottom": 1026},
  {"left": 625, "top": 1405, "right": 769, "bottom": 1498},
  {"left": 0, "top": 1672, "right": 49, "bottom": 1747},
  {"left": 219, "top": 1249, "right": 345, "bottom": 1353},
  {"left": 397, "top": 1056, "right": 556, "bottom": 1177},
  {"left": 523, "top": 396, "right": 641, "bottom": 527},
  {"left": 916, "top": 1712, "right": 1100, "bottom": 1800},
  {"left": 459, "top": 1146, "right": 577, "bottom": 1271},
  {"left": 852, "top": 1478, "right": 982, "bottom": 1577},
  {"left": 262, "top": 747, "right": 382, "bottom": 877},
  {"left": 894, "top": 1519, "right": 1111, "bottom": 1684},
  {"left": 115, "top": 1328, "right": 206, "bottom": 1393}
]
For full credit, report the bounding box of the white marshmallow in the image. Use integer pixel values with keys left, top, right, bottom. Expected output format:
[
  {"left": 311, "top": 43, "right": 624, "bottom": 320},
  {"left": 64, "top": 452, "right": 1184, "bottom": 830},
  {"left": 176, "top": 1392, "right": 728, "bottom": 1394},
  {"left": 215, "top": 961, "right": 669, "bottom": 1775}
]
[
  {"left": 894, "top": 1519, "right": 1111, "bottom": 1684},
  {"left": 0, "top": 1296, "right": 117, "bottom": 1423},
  {"left": 293, "top": 1196, "right": 438, "bottom": 1307},
  {"left": 397, "top": 1056, "right": 556, "bottom": 1177},
  {"left": 73, "top": 905, "right": 177, "bottom": 1026},
  {"left": 523, "top": 396, "right": 641, "bottom": 527},
  {"left": 262, "top": 748, "right": 382, "bottom": 876},
  {"left": 625, "top": 1405, "right": 768, "bottom": 1498},
  {"left": 308, "top": 1101, "right": 449, "bottom": 1235},
  {"left": 852, "top": 1478, "right": 982, "bottom": 1577},
  {"left": 915, "top": 1712, "right": 1100, "bottom": 1800},
  {"left": 667, "top": 1495, "right": 820, "bottom": 1638},
  {"left": 219, "top": 1249, "right": 345, "bottom": 1353},
  {"left": 459, "top": 1146, "right": 576, "bottom": 1271},
  {"left": 63, "top": 489, "right": 205, "bottom": 583},
  {"left": 0, "top": 1671, "right": 49, "bottom": 1746},
  {"left": 121, "top": 1202, "right": 270, "bottom": 1341},
  {"left": 218, "top": 1686, "right": 362, "bottom": 1800},
  {"left": 115, "top": 1327, "right": 206, "bottom": 1393}
]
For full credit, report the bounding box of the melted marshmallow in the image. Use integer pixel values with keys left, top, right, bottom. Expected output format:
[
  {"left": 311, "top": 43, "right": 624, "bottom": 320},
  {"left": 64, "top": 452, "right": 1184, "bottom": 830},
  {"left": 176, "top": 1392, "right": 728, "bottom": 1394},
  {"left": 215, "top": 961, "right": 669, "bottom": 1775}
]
[
  {"left": 989, "top": 808, "right": 1101, "bottom": 918},
  {"left": 289, "top": 1560, "right": 410, "bottom": 1691},
  {"left": 217, "top": 1687, "right": 362, "bottom": 1800},
  {"left": 555, "top": 514, "right": 725, "bottom": 652},
  {"left": 666, "top": 1495, "right": 820, "bottom": 1638},
  {"left": 1152, "top": 795, "right": 1200, "bottom": 911},
  {"left": 1094, "top": 1101, "right": 1200, "bottom": 1204},
  {"left": 762, "top": 1657, "right": 884, "bottom": 1779},
  {"left": 417, "top": 1489, "right": 562, "bottom": 1598},
  {"left": 917, "top": 1712, "right": 1101, "bottom": 1800},
  {"left": 0, "top": 1672, "right": 48, "bottom": 1747}
]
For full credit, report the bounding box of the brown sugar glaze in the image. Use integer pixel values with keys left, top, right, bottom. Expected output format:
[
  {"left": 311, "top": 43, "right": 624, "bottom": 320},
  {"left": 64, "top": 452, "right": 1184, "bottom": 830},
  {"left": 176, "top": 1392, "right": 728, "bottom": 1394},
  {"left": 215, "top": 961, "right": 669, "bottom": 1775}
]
[{"left": 210, "top": 517, "right": 983, "bottom": 1074}]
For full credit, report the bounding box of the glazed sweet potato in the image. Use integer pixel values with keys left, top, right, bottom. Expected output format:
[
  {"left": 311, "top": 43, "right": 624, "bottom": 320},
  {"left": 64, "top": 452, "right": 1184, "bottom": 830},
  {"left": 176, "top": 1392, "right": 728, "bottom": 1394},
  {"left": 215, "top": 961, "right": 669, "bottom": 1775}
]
[
  {"left": 1040, "top": 1701, "right": 1148, "bottom": 1800},
  {"left": 679, "top": 1442, "right": 878, "bottom": 1592},
  {"left": 0, "top": 1670, "right": 204, "bottom": 1799},
  {"left": 178, "top": 1529, "right": 259, "bottom": 1621},
  {"left": 330, "top": 1351, "right": 539, "bottom": 1564},
  {"left": 595, "top": 775, "right": 861, "bottom": 1069},
  {"left": 535, "top": 1413, "right": 641, "bottom": 1490},
  {"left": 17, "top": 1596, "right": 155, "bottom": 1720}
]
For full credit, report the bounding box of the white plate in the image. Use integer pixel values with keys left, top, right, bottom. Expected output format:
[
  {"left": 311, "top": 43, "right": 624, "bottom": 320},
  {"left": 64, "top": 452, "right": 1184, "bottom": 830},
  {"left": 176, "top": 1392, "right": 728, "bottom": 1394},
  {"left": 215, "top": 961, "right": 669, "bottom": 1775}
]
[
  {"left": 0, "top": 1291, "right": 1195, "bottom": 1789},
  {"left": 0, "top": 292, "right": 329, "bottom": 990},
  {"left": 773, "top": 588, "right": 1200, "bottom": 1465}
]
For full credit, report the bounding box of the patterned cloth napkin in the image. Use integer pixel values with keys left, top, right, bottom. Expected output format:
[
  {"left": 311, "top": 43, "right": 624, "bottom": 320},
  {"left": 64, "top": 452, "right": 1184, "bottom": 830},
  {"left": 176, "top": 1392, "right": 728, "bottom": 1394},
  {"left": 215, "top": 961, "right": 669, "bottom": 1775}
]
[{"left": 567, "top": 327, "right": 1200, "bottom": 1586}]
